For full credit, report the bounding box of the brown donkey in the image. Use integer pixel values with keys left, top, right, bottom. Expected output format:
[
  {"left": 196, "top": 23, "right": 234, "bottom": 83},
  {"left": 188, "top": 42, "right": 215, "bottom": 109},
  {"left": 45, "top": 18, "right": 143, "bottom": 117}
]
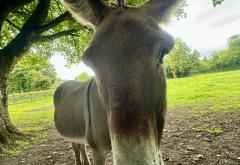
[{"left": 54, "top": 0, "right": 181, "bottom": 164}]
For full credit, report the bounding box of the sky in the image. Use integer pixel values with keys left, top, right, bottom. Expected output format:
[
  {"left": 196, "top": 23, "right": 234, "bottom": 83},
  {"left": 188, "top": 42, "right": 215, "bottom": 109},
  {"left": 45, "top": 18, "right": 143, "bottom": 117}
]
[{"left": 50, "top": 0, "right": 240, "bottom": 80}]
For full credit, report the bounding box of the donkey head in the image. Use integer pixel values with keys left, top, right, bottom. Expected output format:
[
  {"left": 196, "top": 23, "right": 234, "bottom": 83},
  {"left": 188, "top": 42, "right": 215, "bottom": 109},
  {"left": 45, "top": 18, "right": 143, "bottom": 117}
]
[{"left": 64, "top": 0, "right": 181, "bottom": 164}]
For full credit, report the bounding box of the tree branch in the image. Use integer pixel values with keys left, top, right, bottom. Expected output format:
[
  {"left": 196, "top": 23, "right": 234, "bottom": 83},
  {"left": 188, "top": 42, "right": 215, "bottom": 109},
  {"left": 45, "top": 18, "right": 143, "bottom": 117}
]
[
  {"left": 36, "top": 12, "right": 72, "bottom": 33},
  {"left": 35, "top": 29, "right": 79, "bottom": 42},
  {"left": 11, "top": 10, "right": 29, "bottom": 18},
  {"left": 6, "top": 19, "right": 21, "bottom": 30},
  {"left": 21, "top": 0, "right": 51, "bottom": 31},
  {"left": 0, "top": 0, "right": 35, "bottom": 32},
  {"left": 54, "top": 0, "right": 63, "bottom": 13}
]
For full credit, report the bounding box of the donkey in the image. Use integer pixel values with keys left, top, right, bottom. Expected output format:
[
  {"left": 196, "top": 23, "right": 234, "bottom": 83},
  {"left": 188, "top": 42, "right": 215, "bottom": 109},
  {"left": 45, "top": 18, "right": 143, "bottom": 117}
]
[
  {"left": 71, "top": 143, "right": 89, "bottom": 165},
  {"left": 54, "top": 0, "right": 181, "bottom": 164}
]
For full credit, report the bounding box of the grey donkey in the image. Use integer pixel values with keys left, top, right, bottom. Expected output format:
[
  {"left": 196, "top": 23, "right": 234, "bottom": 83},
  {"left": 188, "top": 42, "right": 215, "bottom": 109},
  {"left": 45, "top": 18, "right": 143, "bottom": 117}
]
[{"left": 54, "top": 0, "right": 182, "bottom": 164}]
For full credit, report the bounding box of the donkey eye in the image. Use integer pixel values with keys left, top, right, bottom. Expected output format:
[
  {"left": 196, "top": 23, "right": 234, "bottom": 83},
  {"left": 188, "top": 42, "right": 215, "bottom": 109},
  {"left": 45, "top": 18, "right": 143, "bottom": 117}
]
[{"left": 157, "top": 48, "right": 168, "bottom": 64}]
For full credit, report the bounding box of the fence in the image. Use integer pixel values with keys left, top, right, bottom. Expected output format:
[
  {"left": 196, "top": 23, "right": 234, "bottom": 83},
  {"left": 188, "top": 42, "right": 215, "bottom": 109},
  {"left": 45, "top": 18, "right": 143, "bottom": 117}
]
[{"left": 8, "top": 90, "right": 55, "bottom": 105}]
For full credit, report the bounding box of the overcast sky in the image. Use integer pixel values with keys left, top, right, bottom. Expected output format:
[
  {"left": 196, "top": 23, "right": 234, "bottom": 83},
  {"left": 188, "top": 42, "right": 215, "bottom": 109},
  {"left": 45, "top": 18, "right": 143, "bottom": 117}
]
[{"left": 50, "top": 0, "right": 240, "bottom": 80}]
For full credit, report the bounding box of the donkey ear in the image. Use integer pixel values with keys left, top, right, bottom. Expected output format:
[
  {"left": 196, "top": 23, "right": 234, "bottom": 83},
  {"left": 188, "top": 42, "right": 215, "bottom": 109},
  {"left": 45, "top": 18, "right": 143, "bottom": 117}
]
[
  {"left": 140, "top": 0, "right": 182, "bottom": 24},
  {"left": 63, "top": 0, "right": 109, "bottom": 29}
]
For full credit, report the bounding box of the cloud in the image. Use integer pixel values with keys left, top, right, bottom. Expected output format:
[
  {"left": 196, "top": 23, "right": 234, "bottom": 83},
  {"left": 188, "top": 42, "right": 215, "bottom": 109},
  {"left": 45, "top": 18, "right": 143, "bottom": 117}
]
[
  {"left": 198, "top": 0, "right": 240, "bottom": 27},
  {"left": 166, "top": 0, "right": 240, "bottom": 53}
]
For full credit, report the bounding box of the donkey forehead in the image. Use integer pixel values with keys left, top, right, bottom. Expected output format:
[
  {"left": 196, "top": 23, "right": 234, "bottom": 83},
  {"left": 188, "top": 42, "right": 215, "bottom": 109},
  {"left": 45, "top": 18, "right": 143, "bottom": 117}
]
[
  {"left": 95, "top": 11, "right": 162, "bottom": 42},
  {"left": 82, "top": 10, "right": 174, "bottom": 64},
  {"left": 91, "top": 11, "right": 173, "bottom": 50}
]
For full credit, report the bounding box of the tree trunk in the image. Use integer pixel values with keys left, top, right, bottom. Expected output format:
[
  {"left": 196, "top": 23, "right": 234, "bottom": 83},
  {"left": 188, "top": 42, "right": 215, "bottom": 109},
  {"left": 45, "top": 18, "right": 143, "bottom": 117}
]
[
  {"left": 0, "top": 74, "right": 21, "bottom": 148},
  {"left": 0, "top": 0, "right": 57, "bottom": 150},
  {"left": 172, "top": 69, "right": 178, "bottom": 79}
]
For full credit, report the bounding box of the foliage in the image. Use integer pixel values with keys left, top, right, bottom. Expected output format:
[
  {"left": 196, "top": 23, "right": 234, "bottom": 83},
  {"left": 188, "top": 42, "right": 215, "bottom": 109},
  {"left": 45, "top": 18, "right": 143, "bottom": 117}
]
[
  {"left": 212, "top": 0, "right": 225, "bottom": 7},
  {"left": 199, "top": 34, "right": 240, "bottom": 72},
  {"left": 51, "top": 77, "right": 65, "bottom": 89},
  {"left": 8, "top": 54, "right": 57, "bottom": 93},
  {"left": 75, "top": 72, "right": 91, "bottom": 82},
  {"left": 0, "top": 0, "right": 92, "bottom": 67},
  {"left": 164, "top": 38, "right": 200, "bottom": 78},
  {"left": 228, "top": 34, "right": 240, "bottom": 50}
]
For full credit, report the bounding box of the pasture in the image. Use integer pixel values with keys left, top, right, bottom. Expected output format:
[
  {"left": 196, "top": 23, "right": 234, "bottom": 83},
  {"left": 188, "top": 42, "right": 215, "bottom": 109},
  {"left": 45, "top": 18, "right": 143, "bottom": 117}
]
[{"left": 0, "top": 70, "right": 239, "bottom": 164}]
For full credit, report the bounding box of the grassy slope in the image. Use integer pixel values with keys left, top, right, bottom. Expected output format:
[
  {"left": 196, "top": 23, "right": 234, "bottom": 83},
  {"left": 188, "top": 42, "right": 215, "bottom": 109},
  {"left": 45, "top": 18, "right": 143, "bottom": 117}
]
[{"left": 167, "top": 70, "right": 240, "bottom": 112}]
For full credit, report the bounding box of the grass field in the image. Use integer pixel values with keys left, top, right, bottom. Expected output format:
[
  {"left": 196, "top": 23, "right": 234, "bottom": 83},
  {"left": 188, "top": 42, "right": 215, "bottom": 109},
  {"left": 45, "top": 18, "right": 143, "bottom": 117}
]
[
  {"left": 6, "top": 70, "right": 240, "bottom": 155},
  {"left": 167, "top": 70, "right": 240, "bottom": 112},
  {"left": 8, "top": 98, "right": 54, "bottom": 155},
  {"left": 9, "top": 98, "right": 54, "bottom": 132}
]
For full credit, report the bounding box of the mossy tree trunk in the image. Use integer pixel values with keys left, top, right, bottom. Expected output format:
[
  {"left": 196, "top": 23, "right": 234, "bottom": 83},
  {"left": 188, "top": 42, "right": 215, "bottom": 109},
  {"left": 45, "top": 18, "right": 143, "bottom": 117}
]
[{"left": 0, "top": 75, "right": 17, "bottom": 145}]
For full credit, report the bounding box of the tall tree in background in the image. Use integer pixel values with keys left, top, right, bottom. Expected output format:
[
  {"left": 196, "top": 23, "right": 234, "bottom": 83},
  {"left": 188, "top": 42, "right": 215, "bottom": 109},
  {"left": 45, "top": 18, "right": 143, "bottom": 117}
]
[
  {"left": 199, "top": 34, "right": 240, "bottom": 72},
  {"left": 8, "top": 54, "right": 57, "bottom": 93},
  {"left": 228, "top": 34, "right": 240, "bottom": 50},
  {"left": 75, "top": 72, "right": 91, "bottom": 82},
  {"left": 165, "top": 38, "right": 200, "bottom": 78}
]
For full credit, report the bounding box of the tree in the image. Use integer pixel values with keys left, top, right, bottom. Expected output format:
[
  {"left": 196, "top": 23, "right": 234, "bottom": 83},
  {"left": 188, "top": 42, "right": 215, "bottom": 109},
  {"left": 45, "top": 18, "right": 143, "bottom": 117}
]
[
  {"left": 199, "top": 34, "right": 240, "bottom": 72},
  {"left": 190, "top": 49, "right": 201, "bottom": 73},
  {"left": 75, "top": 72, "right": 91, "bottom": 82},
  {"left": 165, "top": 38, "right": 200, "bottom": 78},
  {"left": 228, "top": 34, "right": 240, "bottom": 50},
  {"left": 8, "top": 54, "right": 57, "bottom": 93},
  {"left": 0, "top": 0, "right": 91, "bottom": 149}
]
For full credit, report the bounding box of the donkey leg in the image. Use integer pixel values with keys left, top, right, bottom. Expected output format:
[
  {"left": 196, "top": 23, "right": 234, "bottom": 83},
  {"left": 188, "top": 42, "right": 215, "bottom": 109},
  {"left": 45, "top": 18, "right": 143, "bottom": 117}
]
[
  {"left": 79, "top": 144, "right": 90, "bottom": 165},
  {"left": 72, "top": 143, "right": 81, "bottom": 165},
  {"left": 158, "top": 150, "right": 164, "bottom": 165},
  {"left": 92, "top": 147, "right": 105, "bottom": 165}
]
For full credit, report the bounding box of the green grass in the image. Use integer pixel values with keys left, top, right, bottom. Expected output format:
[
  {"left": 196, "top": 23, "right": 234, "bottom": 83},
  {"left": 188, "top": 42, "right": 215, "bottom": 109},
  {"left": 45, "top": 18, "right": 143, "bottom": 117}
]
[
  {"left": 167, "top": 70, "right": 240, "bottom": 112},
  {"left": 7, "top": 97, "right": 54, "bottom": 155},
  {"left": 9, "top": 97, "right": 54, "bottom": 131},
  {"left": 199, "top": 128, "right": 224, "bottom": 135}
]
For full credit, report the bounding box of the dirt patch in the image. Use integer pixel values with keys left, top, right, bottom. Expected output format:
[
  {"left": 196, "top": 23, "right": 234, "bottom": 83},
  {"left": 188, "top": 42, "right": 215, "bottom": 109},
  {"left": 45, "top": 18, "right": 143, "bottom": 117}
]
[
  {"left": 27, "top": 105, "right": 54, "bottom": 112},
  {"left": 161, "top": 109, "right": 240, "bottom": 165},
  {"left": 0, "top": 109, "right": 239, "bottom": 165}
]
